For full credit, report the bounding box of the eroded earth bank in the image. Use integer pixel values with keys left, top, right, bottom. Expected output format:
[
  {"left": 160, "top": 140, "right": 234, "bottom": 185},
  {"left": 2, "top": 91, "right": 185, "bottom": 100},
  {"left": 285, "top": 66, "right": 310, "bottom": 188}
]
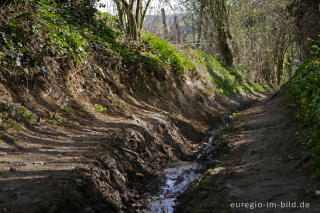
[{"left": 0, "top": 51, "right": 264, "bottom": 213}]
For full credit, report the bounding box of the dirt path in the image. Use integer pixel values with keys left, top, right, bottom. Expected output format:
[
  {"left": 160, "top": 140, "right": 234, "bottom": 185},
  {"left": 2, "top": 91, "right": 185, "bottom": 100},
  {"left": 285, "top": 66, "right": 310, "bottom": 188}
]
[
  {"left": 0, "top": 93, "right": 259, "bottom": 213},
  {"left": 0, "top": 108, "right": 203, "bottom": 213},
  {"left": 176, "top": 92, "right": 320, "bottom": 212}
]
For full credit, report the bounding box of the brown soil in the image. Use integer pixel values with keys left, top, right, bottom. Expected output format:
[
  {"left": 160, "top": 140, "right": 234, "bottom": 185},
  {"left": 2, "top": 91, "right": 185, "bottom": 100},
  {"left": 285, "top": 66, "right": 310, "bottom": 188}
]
[
  {"left": 176, "top": 91, "right": 320, "bottom": 213},
  {"left": 0, "top": 53, "right": 264, "bottom": 213}
]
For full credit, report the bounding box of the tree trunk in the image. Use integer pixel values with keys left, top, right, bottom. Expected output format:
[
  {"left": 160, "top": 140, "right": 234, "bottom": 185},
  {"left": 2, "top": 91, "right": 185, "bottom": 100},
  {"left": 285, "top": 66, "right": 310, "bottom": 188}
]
[
  {"left": 192, "top": 14, "right": 196, "bottom": 44},
  {"left": 217, "top": 27, "right": 233, "bottom": 66},
  {"left": 197, "top": 0, "right": 205, "bottom": 48},
  {"left": 127, "top": 11, "right": 138, "bottom": 40},
  {"left": 113, "top": 0, "right": 152, "bottom": 42},
  {"left": 161, "top": 8, "right": 168, "bottom": 39},
  {"left": 115, "top": 1, "right": 125, "bottom": 29},
  {"left": 174, "top": 15, "right": 181, "bottom": 43},
  {"left": 277, "top": 36, "right": 287, "bottom": 85},
  {"left": 208, "top": 0, "right": 233, "bottom": 66}
]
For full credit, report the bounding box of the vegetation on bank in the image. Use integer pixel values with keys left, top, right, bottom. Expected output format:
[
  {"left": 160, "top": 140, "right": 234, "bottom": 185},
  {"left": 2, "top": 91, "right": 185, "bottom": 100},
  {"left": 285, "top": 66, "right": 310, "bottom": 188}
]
[
  {"left": 0, "top": 0, "right": 264, "bottom": 97},
  {"left": 143, "top": 32, "right": 195, "bottom": 74},
  {"left": 185, "top": 47, "right": 265, "bottom": 95},
  {"left": 0, "top": 0, "right": 195, "bottom": 75},
  {"left": 286, "top": 38, "right": 320, "bottom": 177}
]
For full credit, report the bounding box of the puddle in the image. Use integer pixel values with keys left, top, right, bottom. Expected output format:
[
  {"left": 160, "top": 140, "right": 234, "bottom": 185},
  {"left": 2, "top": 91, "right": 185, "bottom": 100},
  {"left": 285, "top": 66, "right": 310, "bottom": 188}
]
[
  {"left": 145, "top": 102, "right": 259, "bottom": 212},
  {"left": 146, "top": 122, "right": 225, "bottom": 212},
  {"left": 149, "top": 162, "right": 202, "bottom": 213},
  {"left": 147, "top": 130, "right": 220, "bottom": 213},
  {"left": 146, "top": 123, "right": 225, "bottom": 212}
]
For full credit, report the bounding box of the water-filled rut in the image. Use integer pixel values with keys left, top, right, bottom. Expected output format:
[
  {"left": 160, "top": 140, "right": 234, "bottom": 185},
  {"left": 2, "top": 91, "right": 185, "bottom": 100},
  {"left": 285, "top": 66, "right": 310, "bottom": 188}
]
[
  {"left": 147, "top": 126, "right": 223, "bottom": 212},
  {"left": 144, "top": 100, "right": 260, "bottom": 213},
  {"left": 149, "top": 162, "right": 202, "bottom": 212}
]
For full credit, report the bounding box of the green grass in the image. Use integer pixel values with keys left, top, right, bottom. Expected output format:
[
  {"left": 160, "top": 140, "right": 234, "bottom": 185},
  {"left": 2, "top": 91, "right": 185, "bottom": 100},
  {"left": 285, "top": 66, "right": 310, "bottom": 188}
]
[
  {"left": 286, "top": 38, "right": 320, "bottom": 177},
  {"left": 184, "top": 47, "right": 265, "bottom": 95},
  {"left": 142, "top": 33, "right": 195, "bottom": 74}
]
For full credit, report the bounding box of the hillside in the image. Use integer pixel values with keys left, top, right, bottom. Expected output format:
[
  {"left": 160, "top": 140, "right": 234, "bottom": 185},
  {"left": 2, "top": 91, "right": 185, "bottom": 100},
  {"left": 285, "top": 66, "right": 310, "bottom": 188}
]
[{"left": 0, "top": 1, "right": 265, "bottom": 212}]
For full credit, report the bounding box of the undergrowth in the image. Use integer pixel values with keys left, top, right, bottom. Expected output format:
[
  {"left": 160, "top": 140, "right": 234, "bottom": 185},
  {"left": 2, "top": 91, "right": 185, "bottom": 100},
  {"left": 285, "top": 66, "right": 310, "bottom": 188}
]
[
  {"left": 0, "top": 0, "right": 265, "bottom": 99},
  {"left": 0, "top": 105, "right": 36, "bottom": 132},
  {"left": 286, "top": 38, "right": 320, "bottom": 177},
  {"left": 185, "top": 47, "right": 266, "bottom": 95},
  {"left": 0, "top": 0, "right": 197, "bottom": 77}
]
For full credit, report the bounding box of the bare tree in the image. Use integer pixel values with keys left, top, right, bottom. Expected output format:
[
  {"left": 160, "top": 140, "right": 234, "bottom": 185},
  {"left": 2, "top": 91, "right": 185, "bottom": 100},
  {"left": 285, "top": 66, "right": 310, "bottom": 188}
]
[
  {"left": 178, "top": 0, "right": 233, "bottom": 66},
  {"left": 174, "top": 15, "right": 181, "bottom": 43},
  {"left": 112, "top": 0, "right": 152, "bottom": 41},
  {"left": 161, "top": 8, "right": 168, "bottom": 39},
  {"left": 197, "top": 0, "right": 205, "bottom": 48}
]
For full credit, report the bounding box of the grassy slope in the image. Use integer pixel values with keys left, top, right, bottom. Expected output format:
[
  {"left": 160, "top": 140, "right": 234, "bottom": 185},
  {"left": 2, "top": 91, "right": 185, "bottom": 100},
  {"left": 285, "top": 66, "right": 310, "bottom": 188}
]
[
  {"left": 286, "top": 38, "right": 320, "bottom": 177},
  {"left": 0, "top": 0, "right": 264, "bottom": 94},
  {"left": 143, "top": 34, "right": 265, "bottom": 96},
  {"left": 0, "top": 0, "right": 266, "bottom": 133},
  {"left": 185, "top": 47, "right": 266, "bottom": 95}
]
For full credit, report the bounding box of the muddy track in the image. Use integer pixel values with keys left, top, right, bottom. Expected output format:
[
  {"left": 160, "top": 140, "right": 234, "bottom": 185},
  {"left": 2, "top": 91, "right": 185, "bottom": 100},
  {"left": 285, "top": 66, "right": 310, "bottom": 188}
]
[
  {"left": 175, "top": 91, "right": 320, "bottom": 213},
  {"left": 0, "top": 84, "right": 264, "bottom": 213},
  {"left": 136, "top": 98, "right": 262, "bottom": 212}
]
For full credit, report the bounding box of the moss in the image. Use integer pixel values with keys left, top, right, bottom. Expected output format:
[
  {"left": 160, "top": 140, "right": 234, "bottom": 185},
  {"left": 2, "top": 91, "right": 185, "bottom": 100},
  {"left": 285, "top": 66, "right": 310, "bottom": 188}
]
[
  {"left": 251, "top": 82, "right": 266, "bottom": 92},
  {"left": 141, "top": 51, "right": 167, "bottom": 69},
  {"left": 0, "top": 105, "right": 34, "bottom": 131}
]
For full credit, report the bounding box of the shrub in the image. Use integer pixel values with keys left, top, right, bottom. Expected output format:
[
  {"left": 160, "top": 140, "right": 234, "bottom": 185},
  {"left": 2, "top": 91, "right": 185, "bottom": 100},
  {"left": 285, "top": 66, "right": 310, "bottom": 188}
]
[{"left": 286, "top": 38, "right": 320, "bottom": 177}]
